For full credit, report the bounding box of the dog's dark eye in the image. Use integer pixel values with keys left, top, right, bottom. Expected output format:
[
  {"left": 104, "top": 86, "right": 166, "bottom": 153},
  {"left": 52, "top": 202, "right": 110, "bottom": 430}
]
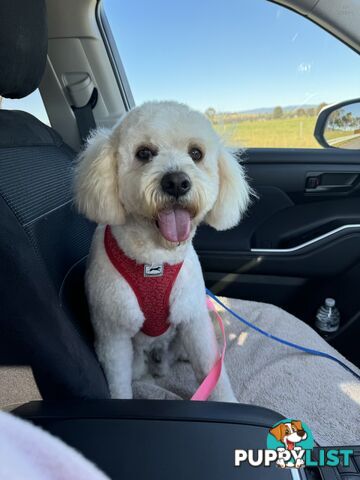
[
  {"left": 189, "top": 147, "right": 203, "bottom": 162},
  {"left": 136, "top": 147, "right": 156, "bottom": 162}
]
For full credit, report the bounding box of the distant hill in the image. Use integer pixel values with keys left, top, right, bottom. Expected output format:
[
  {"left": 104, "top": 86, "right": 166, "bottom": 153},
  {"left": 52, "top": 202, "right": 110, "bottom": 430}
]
[{"left": 218, "top": 104, "right": 318, "bottom": 115}]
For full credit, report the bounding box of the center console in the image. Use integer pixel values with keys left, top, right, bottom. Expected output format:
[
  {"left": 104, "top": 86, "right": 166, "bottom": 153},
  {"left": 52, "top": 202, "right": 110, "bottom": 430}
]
[{"left": 12, "top": 400, "right": 359, "bottom": 480}]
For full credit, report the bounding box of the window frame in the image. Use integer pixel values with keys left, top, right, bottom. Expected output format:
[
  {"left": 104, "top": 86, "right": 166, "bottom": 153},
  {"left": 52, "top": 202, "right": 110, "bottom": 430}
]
[{"left": 96, "top": 0, "right": 135, "bottom": 112}]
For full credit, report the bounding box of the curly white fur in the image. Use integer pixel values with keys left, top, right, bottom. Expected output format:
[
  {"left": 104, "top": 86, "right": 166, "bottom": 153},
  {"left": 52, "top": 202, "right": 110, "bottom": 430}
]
[{"left": 74, "top": 101, "right": 251, "bottom": 401}]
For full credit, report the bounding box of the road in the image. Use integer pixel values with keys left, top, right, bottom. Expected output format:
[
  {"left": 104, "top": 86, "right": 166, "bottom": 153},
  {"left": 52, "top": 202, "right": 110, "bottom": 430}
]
[
  {"left": 338, "top": 137, "right": 360, "bottom": 149},
  {"left": 328, "top": 133, "right": 360, "bottom": 149}
]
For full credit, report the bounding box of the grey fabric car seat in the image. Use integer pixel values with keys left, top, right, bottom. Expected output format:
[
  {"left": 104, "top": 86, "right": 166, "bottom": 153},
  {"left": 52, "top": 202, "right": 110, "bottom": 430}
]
[{"left": 0, "top": 0, "right": 110, "bottom": 403}]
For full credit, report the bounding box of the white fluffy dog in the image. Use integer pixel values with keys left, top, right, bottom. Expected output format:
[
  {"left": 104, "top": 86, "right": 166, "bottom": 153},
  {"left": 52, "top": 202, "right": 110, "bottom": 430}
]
[{"left": 74, "top": 101, "right": 251, "bottom": 401}]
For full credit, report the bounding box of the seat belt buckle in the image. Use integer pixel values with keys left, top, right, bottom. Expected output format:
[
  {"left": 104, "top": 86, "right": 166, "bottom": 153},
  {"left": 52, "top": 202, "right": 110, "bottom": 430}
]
[
  {"left": 65, "top": 73, "right": 96, "bottom": 109},
  {"left": 64, "top": 73, "right": 98, "bottom": 144}
]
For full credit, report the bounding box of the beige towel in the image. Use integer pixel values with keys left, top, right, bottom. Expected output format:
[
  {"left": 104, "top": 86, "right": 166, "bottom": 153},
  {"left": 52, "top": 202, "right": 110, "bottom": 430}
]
[{"left": 134, "top": 298, "right": 360, "bottom": 446}]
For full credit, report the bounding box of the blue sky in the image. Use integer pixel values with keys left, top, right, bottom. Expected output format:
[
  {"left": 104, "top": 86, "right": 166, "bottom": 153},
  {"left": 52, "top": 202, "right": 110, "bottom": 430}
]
[
  {"left": 2, "top": 91, "right": 49, "bottom": 123},
  {"left": 103, "top": 0, "right": 360, "bottom": 112},
  {"left": 3, "top": 0, "right": 359, "bottom": 120}
]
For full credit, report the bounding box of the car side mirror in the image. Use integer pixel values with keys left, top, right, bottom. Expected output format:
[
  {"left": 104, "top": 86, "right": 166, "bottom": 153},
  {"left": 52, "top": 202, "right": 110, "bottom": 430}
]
[{"left": 314, "top": 99, "right": 360, "bottom": 149}]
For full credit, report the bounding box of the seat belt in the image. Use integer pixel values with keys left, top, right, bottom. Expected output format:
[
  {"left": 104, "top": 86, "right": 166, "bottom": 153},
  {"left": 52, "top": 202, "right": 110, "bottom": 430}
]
[
  {"left": 66, "top": 73, "right": 98, "bottom": 144},
  {"left": 72, "top": 88, "right": 98, "bottom": 144}
]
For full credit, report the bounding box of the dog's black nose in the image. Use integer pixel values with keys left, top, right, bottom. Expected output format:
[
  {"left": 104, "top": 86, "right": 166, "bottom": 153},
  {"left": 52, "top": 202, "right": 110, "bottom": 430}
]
[
  {"left": 161, "top": 172, "right": 192, "bottom": 198},
  {"left": 297, "top": 429, "right": 306, "bottom": 438}
]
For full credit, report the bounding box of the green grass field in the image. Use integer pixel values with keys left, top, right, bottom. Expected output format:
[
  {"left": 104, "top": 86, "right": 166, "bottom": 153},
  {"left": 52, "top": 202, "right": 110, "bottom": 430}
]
[{"left": 212, "top": 115, "right": 321, "bottom": 149}]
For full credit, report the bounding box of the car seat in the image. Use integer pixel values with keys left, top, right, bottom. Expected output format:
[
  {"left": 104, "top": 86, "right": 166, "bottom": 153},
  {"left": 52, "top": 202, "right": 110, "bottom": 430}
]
[{"left": 0, "top": 0, "right": 109, "bottom": 405}]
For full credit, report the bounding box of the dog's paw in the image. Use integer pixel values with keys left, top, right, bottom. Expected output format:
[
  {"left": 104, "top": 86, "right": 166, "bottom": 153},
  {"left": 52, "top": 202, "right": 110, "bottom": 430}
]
[
  {"left": 211, "top": 389, "right": 238, "bottom": 403},
  {"left": 147, "top": 347, "right": 171, "bottom": 378},
  {"left": 276, "top": 459, "right": 286, "bottom": 469},
  {"left": 222, "top": 393, "right": 238, "bottom": 403},
  {"left": 176, "top": 349, "right": 189, "bottom": 363},
  {"left": 109, "top": 384, "right": 133, "bottom": 399}
]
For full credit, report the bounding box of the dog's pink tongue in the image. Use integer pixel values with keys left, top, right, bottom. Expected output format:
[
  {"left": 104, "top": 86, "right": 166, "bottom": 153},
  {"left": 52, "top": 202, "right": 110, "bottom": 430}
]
[{"left": 157, "top": 208, "right": 191, "bottom": 242}]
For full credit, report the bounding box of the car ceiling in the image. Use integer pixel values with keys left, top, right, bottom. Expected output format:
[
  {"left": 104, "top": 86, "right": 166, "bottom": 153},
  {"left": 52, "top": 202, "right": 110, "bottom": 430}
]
[{"left": 273, "top": 0, "right": 360, "bottom": 53}]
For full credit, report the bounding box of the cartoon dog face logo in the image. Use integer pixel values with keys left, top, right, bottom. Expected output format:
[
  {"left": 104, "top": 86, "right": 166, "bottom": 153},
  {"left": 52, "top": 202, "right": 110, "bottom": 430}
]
[
  {"left": 270, "top": 420, "right": 307, "bottom": 450},
  {"left": 269, "top": 420, "right": 308, "bottom": 469}
]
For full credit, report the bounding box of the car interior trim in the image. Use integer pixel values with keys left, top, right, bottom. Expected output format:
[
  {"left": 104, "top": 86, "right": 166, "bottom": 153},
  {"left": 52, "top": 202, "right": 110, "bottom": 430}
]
[
  {"left": 95, "top": 0, "right": 135, "bottom": 111},
  {"left": 251, "top": 224, "right": 360, "bottom": 253},
  {"left": 290, "top": 469, "right": 302, "bottom": 480}
]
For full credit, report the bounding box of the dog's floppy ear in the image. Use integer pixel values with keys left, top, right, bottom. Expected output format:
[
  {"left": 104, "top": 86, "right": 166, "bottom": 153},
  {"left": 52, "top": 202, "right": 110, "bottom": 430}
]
[
  {"left": 292, "top": 420, "right": 303, "bottom": 431},
  {"left": 74, "top": 129, "right": 125, "bottom": 225},
  {"left": 205, "top": 147, "right": 251, "bottom": 230},
  {"left": 269, "top": 424, "right": 285, "bottom": 442}
]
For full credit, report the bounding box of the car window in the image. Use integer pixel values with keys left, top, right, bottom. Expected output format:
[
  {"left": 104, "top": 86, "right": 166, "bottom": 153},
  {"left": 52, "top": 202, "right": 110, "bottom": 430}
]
[
  {"left": 1, "top": 89, "right": 49, "bottom": 125},
  {"left": 102, "top": 0, "right": 360, "bottom": 149}
]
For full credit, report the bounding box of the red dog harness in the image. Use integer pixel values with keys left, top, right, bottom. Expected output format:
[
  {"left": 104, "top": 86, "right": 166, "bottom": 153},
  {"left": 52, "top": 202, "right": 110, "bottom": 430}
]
[{"left": 104, "top": 225, "right": 183, "bottom": 337}]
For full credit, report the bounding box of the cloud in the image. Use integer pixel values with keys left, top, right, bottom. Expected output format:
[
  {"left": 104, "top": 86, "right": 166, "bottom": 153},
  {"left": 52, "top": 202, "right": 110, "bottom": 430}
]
[
  {"left": 297, "top": 63, "right": 312, "bottom": 73},
  {"left": 292, "top": 33, "right": 299, "bottom": 42}
]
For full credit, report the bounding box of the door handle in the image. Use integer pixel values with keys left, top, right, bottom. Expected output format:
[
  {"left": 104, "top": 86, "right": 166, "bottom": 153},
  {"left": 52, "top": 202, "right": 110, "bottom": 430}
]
[{"left": 305, "top": 172, "right": 360, "bottom": 193}]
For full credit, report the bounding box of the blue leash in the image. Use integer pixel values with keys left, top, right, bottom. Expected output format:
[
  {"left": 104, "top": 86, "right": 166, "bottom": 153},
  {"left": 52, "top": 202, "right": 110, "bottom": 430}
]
[{"left": 206, "top": 288, "right": 360, "bottom": 382}]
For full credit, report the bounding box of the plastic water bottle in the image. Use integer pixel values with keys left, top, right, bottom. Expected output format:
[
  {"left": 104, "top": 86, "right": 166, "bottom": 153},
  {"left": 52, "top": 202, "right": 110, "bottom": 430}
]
[{"left": 315, "top": 298, "right": 340, "bottom": 335}]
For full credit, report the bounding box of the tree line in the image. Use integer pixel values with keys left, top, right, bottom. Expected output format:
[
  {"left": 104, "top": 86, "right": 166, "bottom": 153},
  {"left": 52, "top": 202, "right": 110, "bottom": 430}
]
[
  {"left": 327, "top": 109, "right": 360, "bottom": 131},
  {"left": 205, "top": 103, "right": 328, "bottom": 124}
]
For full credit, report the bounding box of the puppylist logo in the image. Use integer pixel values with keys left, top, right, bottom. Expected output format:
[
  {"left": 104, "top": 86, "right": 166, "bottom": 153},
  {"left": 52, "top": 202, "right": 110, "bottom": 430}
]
[
  {"left": 267, "top": 419, "right": 313, "bottom": 469},
  {"left": 235, "top": 418, "right": 354, "bottom": 470}
]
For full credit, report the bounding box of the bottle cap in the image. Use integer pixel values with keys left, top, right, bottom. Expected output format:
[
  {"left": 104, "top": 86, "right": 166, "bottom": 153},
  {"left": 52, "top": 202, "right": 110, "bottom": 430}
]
[{"left": 325, "top": 298, "right": 335, "bottom": 307}]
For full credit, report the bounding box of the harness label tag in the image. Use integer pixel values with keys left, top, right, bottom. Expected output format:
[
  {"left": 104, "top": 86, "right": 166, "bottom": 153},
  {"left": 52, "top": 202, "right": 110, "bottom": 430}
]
[{"left": 144, "top": 264, "right": 164, "bottom": 277}]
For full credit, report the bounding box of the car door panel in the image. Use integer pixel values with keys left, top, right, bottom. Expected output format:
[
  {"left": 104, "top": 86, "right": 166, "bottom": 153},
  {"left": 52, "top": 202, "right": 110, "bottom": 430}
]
[
  {"left": 194, "top": 148, "right": 360, "bottom": 346},
  {"left": 252, "top": 197, "right": 360, "bottom": 250}
]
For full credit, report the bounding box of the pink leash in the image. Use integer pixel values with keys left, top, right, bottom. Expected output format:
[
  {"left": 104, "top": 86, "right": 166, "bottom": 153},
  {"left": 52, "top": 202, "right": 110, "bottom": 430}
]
[{"left": 191, "top": 297, "right": 226, "bottom": 401}]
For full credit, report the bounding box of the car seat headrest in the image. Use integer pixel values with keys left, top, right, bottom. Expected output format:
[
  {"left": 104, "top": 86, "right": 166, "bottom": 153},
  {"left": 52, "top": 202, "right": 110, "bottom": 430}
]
[{"left": 0, "top": 0, "right": 47, "bottom": 99}]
